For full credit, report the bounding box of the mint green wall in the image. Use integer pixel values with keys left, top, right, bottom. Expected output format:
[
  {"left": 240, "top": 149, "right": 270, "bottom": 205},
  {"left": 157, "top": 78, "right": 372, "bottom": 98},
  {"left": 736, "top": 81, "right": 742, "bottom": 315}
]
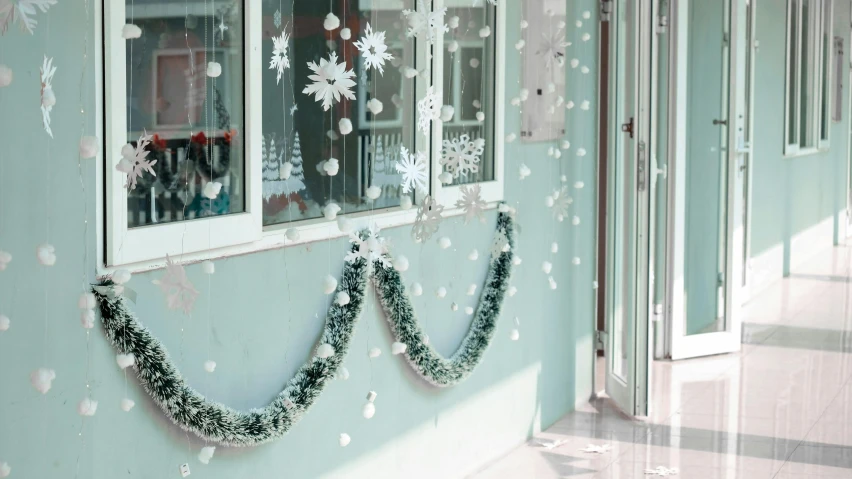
[
  {"left": 0, "top": 1, "right": 597, "bottom": 477},
  {"left": 750, "top": 0, "right": 851, "bottom": 268}
]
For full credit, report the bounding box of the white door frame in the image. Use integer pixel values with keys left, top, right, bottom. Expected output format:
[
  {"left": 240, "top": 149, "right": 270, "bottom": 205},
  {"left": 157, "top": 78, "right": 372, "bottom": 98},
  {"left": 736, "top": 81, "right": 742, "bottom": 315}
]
[{"left": 666, "top": 0, "right": 746, "bottom": 360}]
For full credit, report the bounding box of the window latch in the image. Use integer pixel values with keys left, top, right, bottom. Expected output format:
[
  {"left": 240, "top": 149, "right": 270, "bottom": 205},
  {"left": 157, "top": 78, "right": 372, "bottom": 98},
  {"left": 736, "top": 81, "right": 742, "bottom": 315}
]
[
  {"left": 621, "top": 117, "right": 634, "bottom": 138},
  {"left": 712, "top": 119, "right": 727, "bottom": 126}
]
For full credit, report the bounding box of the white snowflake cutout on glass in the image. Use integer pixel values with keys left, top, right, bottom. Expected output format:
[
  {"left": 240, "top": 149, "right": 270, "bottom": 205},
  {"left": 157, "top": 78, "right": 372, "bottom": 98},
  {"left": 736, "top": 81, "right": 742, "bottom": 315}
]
[
  {"left": 402, "top": 0, "right": 448, "bottom": 44},
  {"left": 39, "top": 55, "right": 56, "bottom": 138},
  {"left": 644, "top": 466, "right": 679, "bottom": 477},
  {"left": 417, "top": 86, "right": 442, "bottom": 135},
  {"left": 455, "top": 184, "right": 487, "bottom": 224},
  {"left": 490, "top": 228, "right": 510, "bottom": 262},
  {"left": 302, "top": 52, "right": 356, "bottom": 111},
  {"left": 441, "top": 134, "right": 483, "bottom": 178},
  {"left": 579, "top": 444, "right": 612, "bottom": 454},
  {"left": 395, "top": 146, "right": 428, "bottom": 194},
  {"left": 345, "top": 224, "right": 392, "bottom": 269},
  {"left": 353, "top": 23, "right": 394, "bottom": 75},
  {"left": 117, "top": 132, "right": 157, "bottom": 190},
  {"left": 537, "top": 29, "right": 570, "bottom": 69},
  {"left": 269, "top": 31, "right": 290, "bottom": 85},
  {"left": 152, "top": 255, "right": 199, "bottom": 314},
  {"left": 549, "top": 185, "right": 572, "bottom": 222},
  {"left": 412, "top": 195, "right": 444, "bottom": 242},
  {"left": 273, "top": 9, "right": 282, "bottom": 29},
  {"left": 0, "top": 0, "right": 57, "bottom": 35}
]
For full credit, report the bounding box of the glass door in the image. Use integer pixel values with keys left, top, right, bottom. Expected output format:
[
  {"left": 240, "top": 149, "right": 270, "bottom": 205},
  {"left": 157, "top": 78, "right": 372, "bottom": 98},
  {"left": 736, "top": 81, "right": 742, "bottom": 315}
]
[
  {"left": 667, "top": 0, "right": 745, "bottom": 359},
  {"left": 604, "top": 0, "right": 652, "bottom": 417}
]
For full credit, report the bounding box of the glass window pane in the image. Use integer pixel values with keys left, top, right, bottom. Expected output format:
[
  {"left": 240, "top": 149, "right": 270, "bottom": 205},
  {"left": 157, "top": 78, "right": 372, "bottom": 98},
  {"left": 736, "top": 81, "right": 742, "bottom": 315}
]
[
  {"left": 261, "top": 2, "right": 413, "bottom": 227},
  {"left": 800, "top": 0, "right": 812, "bottom": 147},
  {"left": 441, "top": 2, "right": 496, "bottom": 186},
  {"left": 787, "top": 0, "right": 798, "bottom": 145},
  {"left": 124, "top": 1, "right": 245, "bottom": 228}
]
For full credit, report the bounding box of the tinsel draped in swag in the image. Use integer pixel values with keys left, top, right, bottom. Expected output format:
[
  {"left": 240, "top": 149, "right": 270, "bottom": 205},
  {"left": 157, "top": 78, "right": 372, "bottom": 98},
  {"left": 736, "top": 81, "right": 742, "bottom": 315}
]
[
  {"left": 92, "top": 210, "right": 514, "bottom": 446},
  {"left": 372, "top": 211, "right": 515, "bottom": 387}
]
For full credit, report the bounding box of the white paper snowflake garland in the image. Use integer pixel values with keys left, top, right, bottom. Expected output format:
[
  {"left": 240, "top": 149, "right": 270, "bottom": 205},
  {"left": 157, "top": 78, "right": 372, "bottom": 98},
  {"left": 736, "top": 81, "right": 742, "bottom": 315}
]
[
  {"left": 395, "top": 146, "right": 428, "bottom": 194},
  {"left": 303, "top": 52, "right": 356, "bottom": 111},
  {"left": 116, "top": 132, "right": 157, "bottom": 190},
  {"left": 403, "top": 0, "right": 448, "bottom": 44},
  {"left": 353, "top": 23, "right": 394, "bottom": 75},
  {"left": 0, "top": 0, "right": 57, "bottom": 35},
  {"left": 455, "top": 184, "right": 486, "bottom": 224},
  {"left": 412, "top": 195, "right": 444, "bottom": 242},
  {"left": 417, "top": 87, "right": 442, "bottom": 135},
  {"left": 270, "top": 31, "right": 290, "bottom": 85},
  {"left": 40, "top": 55, "right": 56, "bottom": 138},
  {"left": 440, "top": 134, "right": 483, "bottom": 178},
  {"left": 152, "top": 255, "right": 199, "bottom": 314},
  {"left": 538, "top": 30, "right": 570, "bottom": 69}
]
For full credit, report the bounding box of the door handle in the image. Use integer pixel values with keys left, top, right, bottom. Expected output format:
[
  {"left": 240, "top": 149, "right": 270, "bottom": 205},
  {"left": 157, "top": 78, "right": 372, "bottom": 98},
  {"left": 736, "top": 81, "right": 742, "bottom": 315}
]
[
  {"left": 621, "top": 117, "right": 634, "bottom": 139},
  {"left": 712, "top": 119, "right": 728, "bottom": 126}
]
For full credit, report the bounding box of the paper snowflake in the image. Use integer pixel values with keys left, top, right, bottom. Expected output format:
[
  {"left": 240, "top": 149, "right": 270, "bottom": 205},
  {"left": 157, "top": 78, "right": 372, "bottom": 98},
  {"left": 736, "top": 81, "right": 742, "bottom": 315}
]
[
  {"left": 273, "top": 9, "right": 282, "bottom": 29},
  {"left": 395, "top": 146, "right": 428, "bottom": 194},
  {"left": 412, "top": 195, "right": 444, "bottom": 242},
  {"left": 538, "top": 30, "right": 570, "bottom": 69},
  {"left": 402, "top": 0, "right": 448, "bottom": 44},
  {"left": 39, "top": 55, "right": 56, "bottom": 137},
  {"left": 302, "top": 52, "right": 356, "bottom": 111},
  {"left": 456, "top": 184, "right": 486, "bottom": 224},
  {"left": 487, "top": 0, "right": 498, "bottom": 4},
  {"left": 0, "top": 0, "right": 56, "bottom": 35},
  {"left": 644, "top": 466, "right": 679, "bottom": 476},
  {"left": 550, "top": 185, "right": 572, "bottom": 222},
  {"left": 152, "top": 255, "right": 199, "bottom": 314},
  {"left": 217, "top": 15, "right": 228, "bottom": 40},
  {"left": 270, "top": 31, "right": 290, "bottom": 85},
  {"left": 118, "top": 133, "right": 157, "bottom": 190},
  {"left": 345, "top": 225, "right": 392, "bottom": 269},
  {"left": 490, "top": 228, "right": 510, "bottom": 261},
  {"left": 440, "top": 134, "right": 483, "bottom": 178},
  {"left": 353, "top": 23, "right": 394, "bottom": 75},
  {"left": 579, "top": 444, "right": 612, "bottom": 454},
  {"left": 535, "top": 438, "right": 568, "bottom": 450},
  {"left": 417, "top": 86, "right": 442, "bottom": 135}
]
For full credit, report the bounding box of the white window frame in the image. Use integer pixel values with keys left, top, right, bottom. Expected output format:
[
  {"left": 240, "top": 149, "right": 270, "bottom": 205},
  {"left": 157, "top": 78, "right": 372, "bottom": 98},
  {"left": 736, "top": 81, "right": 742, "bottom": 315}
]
[
  {"left": 784, "top": 0, "right": 832, "bottom": 156},
  {"left": 98, "top": 0, "right": 506, "bottom": 272}
]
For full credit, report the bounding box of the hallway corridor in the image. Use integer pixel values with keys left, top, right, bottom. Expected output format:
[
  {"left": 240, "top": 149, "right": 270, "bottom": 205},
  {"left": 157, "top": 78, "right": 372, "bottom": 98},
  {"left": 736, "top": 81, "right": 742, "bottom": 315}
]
[{"left": 474, "top": 243, "right": 852, "bottom": 478}]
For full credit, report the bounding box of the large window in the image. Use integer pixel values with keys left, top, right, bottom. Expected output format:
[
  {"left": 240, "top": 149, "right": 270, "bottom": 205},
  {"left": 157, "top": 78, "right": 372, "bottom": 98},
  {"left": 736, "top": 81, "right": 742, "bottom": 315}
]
[
  {"left": 103, "top": 0, "right": 505, "bottom": 267},
  {"left": 785, "top": 0, "right": 832, "bottom": 155}
]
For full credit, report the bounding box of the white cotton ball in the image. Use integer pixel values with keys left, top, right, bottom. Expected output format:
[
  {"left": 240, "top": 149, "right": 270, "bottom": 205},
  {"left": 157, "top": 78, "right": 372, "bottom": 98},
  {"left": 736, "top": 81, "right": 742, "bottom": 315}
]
[
  {"left": 361, "top": 401, "right": 376, "bottom": 419},
  {"left": 451, "top": 302, "right": 459, "bottom": 312},
  {"left": 115, "top": 157, "right": 133, "bottom": 174},
  {"left": 365, "top": 185, "right": 382, "bottom": 200},
  {"left": 440, "top": 105, "right": 455, "bottom": 122},
  {"left": 317, "top": 343, "right": 335, "bottom": 359},
  {"left": 436, "top": 287, "right": 447, "bottom": 298},
  {"left": 394, "top": 255, "right": 410, "bottom": 272},
  {"left": 582, "top": 33, "right": 591, "bottom": 42},
  {"left": 80, "top": 310, "right": 95, "bottom": 329},
  {"left": 548, "top": 105, "right": 556, "bottom": 115},
  {"left": 326, "top": 129, "right": 339, "bottom": 141},
  {"left": 0, "top": 462, "right": 9, "bottom": 478},
  {"left": 580, "top": 66, "right": 590, "bottom": 75},
  {"left": 548, "top": 276, "right": 558, "bottom": 290},
  {"left": 339, "top": 433, "right": 351, "bottom": 447},
  {"left": 79, "top": 136, "right": 99, "bottom": 159},
  {"left": 438, "top": 237, "right": 452, "bottom": 249},
  {"left": 520, "top": 19, "right": 529, "bottom": 29},
  {"left": 30, "top": 368, "right": 56, "bottom": 394},
  {"left": 324, "top": 158, "right": 340, "bottom": 176},
  {"left": 400, "top": 195, "right": 413, "bottom": 210},
  {"left": 77, "top": 397, "right": 98, "bottom": 417},
  {"left": 519, "top": 88, "right": 529, "bottom": 101},
  {"left": 122, "top": 24, "right": 142, "bottom": 39},
  {"left": 324, "top": 13, "right": 340, "bottom": 31},
  {"left": 0, "top": 314, "right": 9, "bottom": 332},
  {"left": 403, "top": 67, "right": 419, "bottom": 79},
  {"left": 198, "top": 446, "right": 216, "bottom": 465},
  {"left": 391, "top": 93, "right": 403, "bottom": 108},
  {"left": 515, "top": 39, "right": 526, "bottom": 51},
  {"left": 468, "top": 249, "right": 479, "bottom": 261},
  {"left": 411, "top": 282, "right": 423, "bottom": 296},
  {"left": 337, "top": 217, "right": 353, "bottom": 234},
  {"left": 464, "top": 306, "right": 474, "bottom": 315},
  {"left": 572, "top": 257, "right": 581, "bottom": 266},
  {"left": 542, "top": 261, "right": 553, "bottom": 274},
  {"left": 206, "top": 61, "right": 222, "bottom": 78},
  {"left": 336, "top": 366, "right": 350, "bottom": 380},
  {"left": 391, "top": 342, "right": 407, "bottom": 355},
  {"left": 367, "top": 98, "right": 384, "bottom": 115},
  {"left": 547, "top": 147, "right": 555, "bottom": 158},
  {"left": 593, "top": 280, "right": 599, "bottom": 289},
  {"left": 519, "top": 163, "right": 531, "bottom": 180},
  {"left": 506, "top": 133, "right": 517, "bottom": 143},
  {"left": 576, "top": 20, "right": 583, "bottom": 27},
  {"left": 467, "top": 284, "right": 477, "bottom": 296},
  {"left": 323, "top": 202, "right": 341, "bottom": 220},
  {"left": 0, "top": 64, "right": 12, "bottom": 88},
  {"left": 507, "top": 286, "right": 518, "bottom": 297},
  {"left": 576, "top": 148, "right": 587, "bottom": 157},
  {"left": 556, "top": 96, "right": 565, "bottom": 107},
  {"left": 479, "top": 26, "right": 491, "bottom": 38},
  {"left": 0, "top": 250, "right": 11, "bottom": 270},
  {"left": 336, "top": 291, "right": 350, "bottom": 306},
  {"left": 583, "top": 10, "right": 592, "bottom": 19},
  {"left": 120, "top": 143, "right": 135, "bottom": 159},
  {"left": 510, "top": 329, "right": 520, "bottom": 341},
  {"left": 547, "top": 83, "right": 556, "bottom": 94},
  {"left": 570, "top": 58, "right": 580, "bottom": 69},
  {"left": 510, "top": 97, "right": 521, "bottom": 106},
  {"left": 339, "top": 118, "right": 353, "bottom": 135},
  {"left": 447, "top": 40, "right": 460, "bottom": 53},
  {"left": 202, "top": 181, "right": 222, "bottom": 199},
  {"left": 575, "top": 181, "right": 585, "bottom": 189},
  {"left": 121, "top": 398, "right": 135, "bottom": 412},
  {"left": 513, "top": 256, "right": 522, "bottom": 266},
  {"left": 323, "top": 275, "right": 338, "bottom": 295},
  {"left": 112, "top": 269, "right": 132, "bottom": 285},
  {"left": 279, "top": 161, "right": 293, "bottom": 180},
  {"left": 448, "top": 15, "right": 460, "bottom": 29},
  {"left": 439, "top": 172, "right": 453, "bottom": 185},
  {"left": 368, "top": 347, "right": 382, "bottom": 358},
  {"left": 78, "top": 293, "right": 96, "bottom": 310},
  {"left": 116, "top": 353, "right": 135, "bottom": 369},
  {"left": 551, "top": 242, "right": 559, "bottom": 254},
  {"left": 545, "top": 195, "right": 555, "bottom": 208},
  {"left": 340, "top": 27, "right": 352, "bottom": 40},
  {"left": 553, "top": 149, "right": 562, "bottom": 159},
  {"left": 470, "top": 58, "right": 480, "bottom": 69},
  {"left": 581, "top": 100, "right": 591, "bottom": 111},
  {"left": 36, "top": 243, "right": 56, "bottom": 266},
  {"left": 561, "top": 175, "right": 568, "bottom": 183},
  {"left": 285, "top": 228, "right": 300, "bottom": 241},
  {"left": 196, "top": 260, "right": 214, "bottom": 275},
  {"left": 476, "top": 111, "right": 485, "bottom": 122},
  {"left": 572, "top": 216, "right": 581, "bottom": 226},
  {"left": 566, "top": 101, "right": 575, "bottom": 110},
  {"left": 560, "top": 140, "right": 571, "bottom": 151},
  {"left": 204, "top": 360, "right": 217, "bottom": 372}
]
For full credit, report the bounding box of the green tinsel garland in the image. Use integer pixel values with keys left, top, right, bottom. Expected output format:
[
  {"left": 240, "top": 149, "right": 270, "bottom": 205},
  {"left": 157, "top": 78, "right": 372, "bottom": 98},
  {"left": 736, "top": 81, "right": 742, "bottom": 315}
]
[{"left": 93, "top": 211, "right": 514, "bottom": 446}]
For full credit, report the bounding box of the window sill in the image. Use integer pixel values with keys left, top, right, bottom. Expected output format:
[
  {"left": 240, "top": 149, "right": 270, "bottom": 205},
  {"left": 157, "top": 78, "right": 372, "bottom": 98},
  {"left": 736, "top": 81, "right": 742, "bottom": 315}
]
[
  {"left": 784, "top": 147, "right": 821, "bottom": 158},
  {"left": 97, "top": 202, "right": 502, "bottom": 276}
]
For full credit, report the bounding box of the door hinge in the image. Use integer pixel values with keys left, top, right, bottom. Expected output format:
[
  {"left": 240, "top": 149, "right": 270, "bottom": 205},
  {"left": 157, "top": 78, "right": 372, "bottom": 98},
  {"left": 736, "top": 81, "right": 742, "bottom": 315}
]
[
  {"left": 638, "top": 140, "right": 647, "bottom": 192},
  {"left": 595, "top": 330, "right": 607, "bottom": 352},
  {"left": 600, "top": 0, "right": 613, "bottom": 22}
]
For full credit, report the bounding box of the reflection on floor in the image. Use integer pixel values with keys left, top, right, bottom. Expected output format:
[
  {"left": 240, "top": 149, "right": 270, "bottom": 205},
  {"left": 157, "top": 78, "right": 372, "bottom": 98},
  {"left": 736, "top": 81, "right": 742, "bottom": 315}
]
[{"left": 473, "top": 244, "right": 852, "bottom": 478}]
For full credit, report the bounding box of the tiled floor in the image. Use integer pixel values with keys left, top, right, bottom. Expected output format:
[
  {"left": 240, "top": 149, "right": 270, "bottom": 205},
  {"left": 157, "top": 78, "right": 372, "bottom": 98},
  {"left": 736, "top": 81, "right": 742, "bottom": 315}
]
[{"left": 473, "top": 244, "right": 852, "bottom": 478}]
